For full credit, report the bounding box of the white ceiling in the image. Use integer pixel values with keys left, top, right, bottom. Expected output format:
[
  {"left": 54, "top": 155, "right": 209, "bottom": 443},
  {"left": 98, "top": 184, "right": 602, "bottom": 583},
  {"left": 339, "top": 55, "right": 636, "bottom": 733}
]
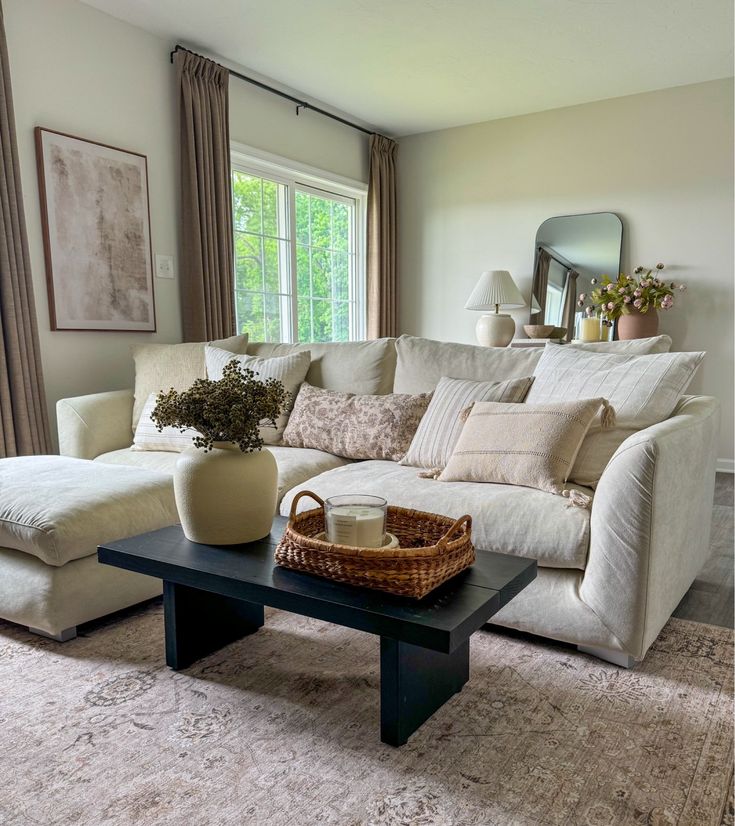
[{"left": 81, "top": 0, "right": 733, "bottom": 136}]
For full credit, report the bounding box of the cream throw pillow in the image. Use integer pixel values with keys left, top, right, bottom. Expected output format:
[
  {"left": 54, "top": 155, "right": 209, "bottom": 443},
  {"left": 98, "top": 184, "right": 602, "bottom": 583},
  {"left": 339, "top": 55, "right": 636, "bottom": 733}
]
[
  {"left": 526, "top": 344, "right": 704, "bottom": 486},
  {"left": 205, "top": 347, "right": 311, "bottom": 445},
  {"left": 439, "top": 398, "right": 609, "bottom": 496},
  {"left": 132, "top": 333, "right": 248, "bottom": 430},
  {"left": 132, "top": 393, "right": 198, "bottom": 453},
  {"left": 400, "top": 375, "right": 534, "bottom": 470}
]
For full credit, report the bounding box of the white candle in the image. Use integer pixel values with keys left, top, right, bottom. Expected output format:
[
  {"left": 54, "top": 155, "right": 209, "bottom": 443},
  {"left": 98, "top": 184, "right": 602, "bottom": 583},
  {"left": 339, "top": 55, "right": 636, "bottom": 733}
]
[
  {"left": 579, "top": 317, "right": 600, "bottom": 342},
  {"left": 326, "top": 505, "right": 385, "bottom": 547}
]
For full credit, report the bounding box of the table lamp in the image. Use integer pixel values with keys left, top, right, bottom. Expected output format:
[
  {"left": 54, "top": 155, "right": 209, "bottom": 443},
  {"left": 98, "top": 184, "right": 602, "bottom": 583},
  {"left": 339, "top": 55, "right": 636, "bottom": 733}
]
[{"left": 465, "top": 270, "right": 526, "bottom": 347}]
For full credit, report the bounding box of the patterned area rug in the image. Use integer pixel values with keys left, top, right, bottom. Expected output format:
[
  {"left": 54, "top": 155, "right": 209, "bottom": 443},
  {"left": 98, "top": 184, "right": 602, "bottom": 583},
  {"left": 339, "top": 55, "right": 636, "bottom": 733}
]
[{"left": 0, "top": 605, "right": 731, "bottom": 826}]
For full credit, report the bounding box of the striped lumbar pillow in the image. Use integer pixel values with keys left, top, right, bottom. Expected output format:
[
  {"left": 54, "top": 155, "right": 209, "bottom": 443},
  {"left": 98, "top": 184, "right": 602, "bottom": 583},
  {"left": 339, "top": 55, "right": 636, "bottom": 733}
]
[
  {"left": 400, "top": 375, "right": 534, "bottom": 470},
  {"left": 438, "top": 398, "right": 611, "bottom": 496},
  {"left": 132, "top": 393, "right": 199, "bottom": 452}
]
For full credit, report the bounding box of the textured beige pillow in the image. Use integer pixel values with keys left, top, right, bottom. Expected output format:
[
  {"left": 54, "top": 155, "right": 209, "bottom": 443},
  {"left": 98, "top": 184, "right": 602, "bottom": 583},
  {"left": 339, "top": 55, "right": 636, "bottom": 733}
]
[
  {"left": 282, "top": 383, "right": 432, "bottom": 461},
  {"left": 526, "top": 344, "right": 704, "bottom": 486},
  {"left": 205, "top": 347, "right": 311, "bottom": 445},
  {"left": 400, "top": 375, "right": 534, "bottom": 470},
  {"left": 439, "top": 398, "right": 608, "bottom": 495},
  {"left": 132, "top": 333, "right": 248, "bottom": 430}
]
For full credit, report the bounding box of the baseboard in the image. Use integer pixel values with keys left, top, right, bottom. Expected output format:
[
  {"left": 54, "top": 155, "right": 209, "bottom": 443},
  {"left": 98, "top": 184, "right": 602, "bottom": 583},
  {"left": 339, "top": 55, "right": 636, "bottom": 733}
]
[{"left": 716, "top": 459, "right": 734, "bottom": 474}]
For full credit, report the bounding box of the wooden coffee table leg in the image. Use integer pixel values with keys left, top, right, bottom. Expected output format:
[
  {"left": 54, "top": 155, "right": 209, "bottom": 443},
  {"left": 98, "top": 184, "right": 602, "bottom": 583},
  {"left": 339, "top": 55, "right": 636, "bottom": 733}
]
[
  {"left": 380, "top": 637, "right": 470, "bottom": 746},
  {"left": 163, "top": 581, "right": 265, "bottom": 670}
]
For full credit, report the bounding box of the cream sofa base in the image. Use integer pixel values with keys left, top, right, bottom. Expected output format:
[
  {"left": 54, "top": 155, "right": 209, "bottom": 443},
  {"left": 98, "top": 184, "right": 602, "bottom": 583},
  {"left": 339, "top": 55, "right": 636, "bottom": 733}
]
[{"left": 0, "top": 546, "right": 162, "bottom": 638}]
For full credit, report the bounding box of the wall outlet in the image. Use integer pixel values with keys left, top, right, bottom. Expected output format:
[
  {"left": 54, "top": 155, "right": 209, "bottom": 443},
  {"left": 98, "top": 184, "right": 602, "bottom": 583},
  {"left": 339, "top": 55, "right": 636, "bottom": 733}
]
[{"left": 155, "top": 254, "right": 175, "bottom": 279}]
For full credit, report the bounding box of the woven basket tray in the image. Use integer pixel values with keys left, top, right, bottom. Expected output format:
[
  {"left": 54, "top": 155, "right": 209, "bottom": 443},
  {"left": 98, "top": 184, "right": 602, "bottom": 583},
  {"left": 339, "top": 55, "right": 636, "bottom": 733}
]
[{"left": 275, "top": 491, "right": 475, "bottom": 599}]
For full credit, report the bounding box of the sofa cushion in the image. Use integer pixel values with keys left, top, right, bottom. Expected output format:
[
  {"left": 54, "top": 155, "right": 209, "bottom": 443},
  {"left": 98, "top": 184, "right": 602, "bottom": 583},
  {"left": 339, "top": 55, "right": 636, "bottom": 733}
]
[
  {"left": 393, "top": 335, "right": 542, "bottom": 394},
  {"left": 281, "top": 461, "right": 592, "bottom": 570},
  {"left": 246, "top": 339, "right": 396, "bottom": 395},
  {"left": 526, "top": 345, "right": 705, "bottom": 486},
  {"left": 0, "top": 457, "right": 178, "bottom": 566},
  {"left": 282, "top": 383, "right": 431, "bottom": 461},
  {"left": 569, "top": 335, "right": 672, "bottom": 354},
  {"left": 205, "top": 347, "right": 311, "bottom": 445},
  {"left": 95, "top": 446, "right": 351, "bottom": 504},
  {"left": 132, "top": 333, "right": 248, "bottom": 429}
]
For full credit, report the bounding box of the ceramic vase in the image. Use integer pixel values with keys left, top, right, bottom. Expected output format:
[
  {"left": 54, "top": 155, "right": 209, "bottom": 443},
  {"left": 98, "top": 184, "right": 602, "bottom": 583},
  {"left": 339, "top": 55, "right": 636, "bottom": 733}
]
[
  {"left": 173, "top": 443, "right": 277, "bottom": 545},
  {"left": 617, "top": 308, "right": 659, "bottom": 340}
]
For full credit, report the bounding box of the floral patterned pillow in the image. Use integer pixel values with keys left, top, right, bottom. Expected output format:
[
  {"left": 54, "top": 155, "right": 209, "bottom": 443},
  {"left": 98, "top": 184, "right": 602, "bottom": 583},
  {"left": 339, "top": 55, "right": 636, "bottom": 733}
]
[{"left": 282, "top": 383, "right": 432, "bottom": 461}]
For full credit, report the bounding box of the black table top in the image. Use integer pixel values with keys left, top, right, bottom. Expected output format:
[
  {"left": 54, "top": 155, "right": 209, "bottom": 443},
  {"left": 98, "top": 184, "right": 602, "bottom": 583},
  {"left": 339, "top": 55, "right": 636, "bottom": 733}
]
[{"left": 98, "top": 517, "right": 536, "bottom": 653}]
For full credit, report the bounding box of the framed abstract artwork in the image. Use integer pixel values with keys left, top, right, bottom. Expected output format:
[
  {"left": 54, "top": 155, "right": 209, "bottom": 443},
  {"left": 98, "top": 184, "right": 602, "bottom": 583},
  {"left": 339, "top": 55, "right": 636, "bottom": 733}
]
[{"left": 35, "top": 127, "right": 156, "bottom": 332}]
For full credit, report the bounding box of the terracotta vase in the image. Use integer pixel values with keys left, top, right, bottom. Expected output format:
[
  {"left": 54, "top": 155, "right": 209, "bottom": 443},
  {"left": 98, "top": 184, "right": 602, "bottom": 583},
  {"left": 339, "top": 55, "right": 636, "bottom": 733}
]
[
  {"left": 617, "top": 308, "right": 659, "bottom": 340},
  {"left": 173, "top": 443, "right": 277, "bottom": 545}
]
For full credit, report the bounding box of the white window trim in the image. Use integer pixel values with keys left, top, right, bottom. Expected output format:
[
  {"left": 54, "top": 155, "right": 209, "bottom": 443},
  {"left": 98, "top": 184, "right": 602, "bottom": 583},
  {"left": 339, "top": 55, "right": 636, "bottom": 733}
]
[{"left": 231, "top": 142, "right": 367, "bottom": 343}]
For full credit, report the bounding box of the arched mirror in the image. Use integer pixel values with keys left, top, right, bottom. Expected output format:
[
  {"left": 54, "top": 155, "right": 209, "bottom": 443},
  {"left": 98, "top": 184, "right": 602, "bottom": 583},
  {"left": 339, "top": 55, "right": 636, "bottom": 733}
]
[{"left": 530, "top": 212, "right": 623, "bottom": 340}]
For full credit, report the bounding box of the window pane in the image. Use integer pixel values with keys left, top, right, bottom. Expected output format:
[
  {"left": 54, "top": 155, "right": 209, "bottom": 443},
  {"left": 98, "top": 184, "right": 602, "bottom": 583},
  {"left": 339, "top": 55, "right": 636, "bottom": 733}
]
[
  {"left": 262, "top": 180, "right": 277, "bottom": 237},
  {"left": 333, "top": 203, "right": 349, "bottom": 252},
  {"left": 333, "top": 252, "right": 349, "bottom": 300},
  {"left": 264, "top": 293, "right": 282, "bottom": 342},
  {"left": 232, "top": 172, "right": 261, "bottom": 234},
  {"left": 296, "top": 244, "right": 310, "bottom": 296},
  {"left": 263, "top": 237, "right": 279, "bottom": 294},
  {"left": 310, "top": 249, "right": 330, "bottom": 299},
  {"left": 234, "top": 233, "right": 263, "bottom": 293},
  {"left": 333, "top": 301, "right": 350, "bottom": 342},
  {"left": 297, "top": 296, "right": 312, "bottom": 343},
  {"left": 295, "top": 191, "right": 309, "bottom": 245},
  {"left": 309, "top": 195, "right": 331, "bottom": 249},
  {"left": 236, "top": 292, "right": 265, "bottom": 341},
  {"left": 311, "top": 299, "right": 332, "bottom": 342}
]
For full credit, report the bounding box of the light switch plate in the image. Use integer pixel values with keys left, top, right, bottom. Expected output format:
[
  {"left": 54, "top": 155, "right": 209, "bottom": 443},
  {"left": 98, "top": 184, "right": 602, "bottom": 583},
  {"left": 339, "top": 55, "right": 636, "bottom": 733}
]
[{"left": 155, "top": 254, "right": 175, "bottom": 279}]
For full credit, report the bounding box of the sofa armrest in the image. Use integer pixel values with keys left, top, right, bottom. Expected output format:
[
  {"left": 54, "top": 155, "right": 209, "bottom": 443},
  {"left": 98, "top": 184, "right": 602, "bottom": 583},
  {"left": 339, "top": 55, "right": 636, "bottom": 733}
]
[
  {"left": 57, "top": 390, "right": 134, "bottom": 460},
  {"left": 581, "top": 395, "right": 720, "bottom": 660}
]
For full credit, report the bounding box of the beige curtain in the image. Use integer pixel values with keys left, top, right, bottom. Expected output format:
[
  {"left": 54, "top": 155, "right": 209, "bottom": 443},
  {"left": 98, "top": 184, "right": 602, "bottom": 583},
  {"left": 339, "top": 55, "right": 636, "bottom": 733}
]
[
  {"left": 175, "top": 50, "right": 235, "bottom": 341},
  {"left": 0, "top": 3, "right": 51, "bottom": 457},
  {"left": 366, "top": 134, "right": 397, "bottom": 339},
  {"left": 561, "top": 269, "right": 579, "bottom": 342}
]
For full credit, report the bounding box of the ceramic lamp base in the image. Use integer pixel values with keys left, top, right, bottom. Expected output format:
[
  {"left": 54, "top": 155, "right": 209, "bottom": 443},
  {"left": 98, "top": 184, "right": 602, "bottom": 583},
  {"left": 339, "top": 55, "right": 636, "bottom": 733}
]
[{"left": 475, "top": 313, "right": 516, "bottom": 347}]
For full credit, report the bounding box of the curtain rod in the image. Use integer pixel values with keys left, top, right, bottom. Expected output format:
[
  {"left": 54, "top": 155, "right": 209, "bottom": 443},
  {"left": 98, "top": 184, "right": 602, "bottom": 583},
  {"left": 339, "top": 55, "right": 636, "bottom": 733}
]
[
  {"left": 170, "top": 44, "right": 375, "bottom": 137},
  {"left": 538, "top": 243, "right": 576, "bottom": 272}
]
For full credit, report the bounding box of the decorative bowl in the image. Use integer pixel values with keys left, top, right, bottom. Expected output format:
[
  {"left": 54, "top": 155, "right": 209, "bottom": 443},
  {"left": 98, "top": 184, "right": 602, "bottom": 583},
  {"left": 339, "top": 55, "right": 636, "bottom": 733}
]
[
  {"left": 523, "top": 324, "right": 555, "bottom": 339},
  {"left": 550, "top": 326, "right": 567, "bottom": 339}
]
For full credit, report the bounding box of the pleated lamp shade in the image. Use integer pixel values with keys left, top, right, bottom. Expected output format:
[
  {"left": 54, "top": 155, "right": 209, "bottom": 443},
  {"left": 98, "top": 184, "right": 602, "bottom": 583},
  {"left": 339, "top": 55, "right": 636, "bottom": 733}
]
[{"left": 465, "top": 270, "right": 526, "bottom": 311}]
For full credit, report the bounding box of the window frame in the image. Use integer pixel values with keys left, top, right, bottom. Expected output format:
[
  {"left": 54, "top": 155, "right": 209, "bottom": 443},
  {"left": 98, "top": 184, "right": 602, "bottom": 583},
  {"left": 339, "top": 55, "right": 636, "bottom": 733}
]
[{"left": 230, "top": 142, "right": 368, "bottom": 343}]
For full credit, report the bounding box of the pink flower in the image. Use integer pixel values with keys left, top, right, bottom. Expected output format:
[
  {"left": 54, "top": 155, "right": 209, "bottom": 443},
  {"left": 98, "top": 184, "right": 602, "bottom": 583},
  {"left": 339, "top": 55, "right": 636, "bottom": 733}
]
[
  {"left": 623, "top": 296, "right": 631, "bottom": 303},
  {"left": 618, "top": 287, "right": 627, "bottom": 294},
  {"left": 607, "top": 301, "right": 614, "bottom": 310},
  {"left": 585, "top": 307, "right": 595, "bottom": 317},
  {"left": 639, "top": 279, "right": 649, "bottom": 288},
  {"left": 590, "top": 278, "right": 598, "bottom": 285},
  {"left": 633, "top": 298, "right": 643, "bottom": 309},
  {"left": 633, "top": 288, "right": 642, "bottom": 297},
  {"left": 578, "top": 293, "right": 586, "bottom": 301}
]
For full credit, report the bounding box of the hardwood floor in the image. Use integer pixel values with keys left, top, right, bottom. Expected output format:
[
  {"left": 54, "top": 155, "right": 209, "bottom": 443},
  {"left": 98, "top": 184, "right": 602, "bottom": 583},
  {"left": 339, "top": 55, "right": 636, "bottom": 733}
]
[{"left": 672, "top": 472, "right": 734, "bottom": 629}]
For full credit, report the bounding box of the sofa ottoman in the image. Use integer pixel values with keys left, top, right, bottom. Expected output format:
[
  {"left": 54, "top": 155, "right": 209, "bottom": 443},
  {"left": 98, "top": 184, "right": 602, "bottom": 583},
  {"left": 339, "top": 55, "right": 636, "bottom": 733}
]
[{"left": 0, "top": 456, "right": 179, "bottom": 640}]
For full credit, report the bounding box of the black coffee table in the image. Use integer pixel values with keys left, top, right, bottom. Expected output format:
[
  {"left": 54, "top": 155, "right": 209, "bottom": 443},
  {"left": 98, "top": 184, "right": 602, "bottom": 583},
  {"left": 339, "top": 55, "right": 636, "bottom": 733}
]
[{"left": 98, "top": 518, "right": 536, "bottom": 746}]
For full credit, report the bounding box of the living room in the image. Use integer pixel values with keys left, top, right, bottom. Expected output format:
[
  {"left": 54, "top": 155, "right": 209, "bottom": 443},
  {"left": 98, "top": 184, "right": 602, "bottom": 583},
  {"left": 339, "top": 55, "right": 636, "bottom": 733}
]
[{"left": 0, "top": 0, "right": 732, "bottom": 823}]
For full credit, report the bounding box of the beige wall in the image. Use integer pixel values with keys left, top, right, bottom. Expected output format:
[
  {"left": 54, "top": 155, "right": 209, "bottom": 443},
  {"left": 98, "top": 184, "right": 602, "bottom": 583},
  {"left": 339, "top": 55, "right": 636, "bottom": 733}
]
[
  {"left": 398, "top": 79, "right": 734, "bottom": 464},
  {"left": 5, "top": 0, "right": 368, "bottom": 445}
]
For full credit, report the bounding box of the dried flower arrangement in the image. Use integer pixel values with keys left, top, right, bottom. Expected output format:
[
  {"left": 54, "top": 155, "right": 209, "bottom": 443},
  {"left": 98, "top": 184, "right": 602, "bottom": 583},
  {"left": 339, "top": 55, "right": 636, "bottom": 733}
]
[
  {"left": 151, "top": 359, "right": 288, "bottom": 453},
  {"left": 577, "top": 263, "right": 686, "bottom": 325}
]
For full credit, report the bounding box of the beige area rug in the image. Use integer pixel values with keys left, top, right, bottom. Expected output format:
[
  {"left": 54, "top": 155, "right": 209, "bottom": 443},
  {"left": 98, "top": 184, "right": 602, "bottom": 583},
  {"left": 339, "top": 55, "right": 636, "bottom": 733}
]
[{"left": 0, "top": 605, "right": 731, "bottom": 826}]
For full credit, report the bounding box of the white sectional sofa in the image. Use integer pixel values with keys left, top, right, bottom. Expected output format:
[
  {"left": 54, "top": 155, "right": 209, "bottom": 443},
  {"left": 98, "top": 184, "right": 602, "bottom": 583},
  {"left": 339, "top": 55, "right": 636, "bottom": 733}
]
[{"left": 23, "top": 335, "right": 720, "bottom": 664}]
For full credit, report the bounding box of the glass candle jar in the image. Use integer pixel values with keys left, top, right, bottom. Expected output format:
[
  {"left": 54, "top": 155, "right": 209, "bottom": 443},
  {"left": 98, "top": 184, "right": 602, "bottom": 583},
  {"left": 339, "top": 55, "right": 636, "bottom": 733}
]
[{"left": 324, "top": 494, "right": 387, "bottom": 548}]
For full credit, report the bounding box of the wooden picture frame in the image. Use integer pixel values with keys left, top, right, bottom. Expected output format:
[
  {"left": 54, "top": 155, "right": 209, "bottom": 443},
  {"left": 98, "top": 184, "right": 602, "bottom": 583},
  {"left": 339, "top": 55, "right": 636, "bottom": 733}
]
[{"left": 35, "top": 127, "right": 156, "bottom": 332}]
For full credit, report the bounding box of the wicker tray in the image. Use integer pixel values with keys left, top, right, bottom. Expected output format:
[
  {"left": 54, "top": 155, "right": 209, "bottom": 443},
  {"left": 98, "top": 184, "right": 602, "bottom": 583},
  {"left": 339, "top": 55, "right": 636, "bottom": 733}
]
[{"left": 275, "top": 491, "right": 475, "bottom": 599}]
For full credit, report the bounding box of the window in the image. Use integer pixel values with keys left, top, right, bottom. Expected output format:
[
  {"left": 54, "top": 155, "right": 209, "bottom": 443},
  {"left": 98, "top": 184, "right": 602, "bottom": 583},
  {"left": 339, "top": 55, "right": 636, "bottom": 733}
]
[{"left": 231, "top": 146, "right": 366, "bottom": 343}]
